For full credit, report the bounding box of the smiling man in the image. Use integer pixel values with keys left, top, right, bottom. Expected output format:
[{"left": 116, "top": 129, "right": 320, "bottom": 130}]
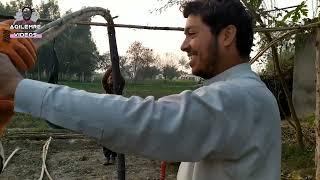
[{"left": 0, "top": 0, "right": 281, "bottom": 179}]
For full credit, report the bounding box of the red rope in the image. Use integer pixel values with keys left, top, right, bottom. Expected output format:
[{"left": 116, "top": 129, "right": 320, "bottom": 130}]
[{"left": 160, "top": 161, "right": 167, "bottom": 180}]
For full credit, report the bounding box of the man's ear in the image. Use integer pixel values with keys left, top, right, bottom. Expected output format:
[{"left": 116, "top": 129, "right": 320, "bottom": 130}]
[{"left": 222, "top": 25, "right": 237, "bottom": 47}]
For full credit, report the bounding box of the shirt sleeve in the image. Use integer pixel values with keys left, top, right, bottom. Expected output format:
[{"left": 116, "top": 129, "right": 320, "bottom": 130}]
[{"left": 14, "top": 79, "right": 265, "bottom": 162}]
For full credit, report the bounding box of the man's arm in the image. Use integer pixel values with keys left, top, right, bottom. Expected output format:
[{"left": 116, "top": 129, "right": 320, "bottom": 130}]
[{"left": 13, "top": 78, "right": 264, "bottom": 162}]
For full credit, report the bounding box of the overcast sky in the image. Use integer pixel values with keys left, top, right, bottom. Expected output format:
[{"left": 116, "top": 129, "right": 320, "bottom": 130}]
[{"left": 2, "top": 0, "right": 319, "bottom": 72}]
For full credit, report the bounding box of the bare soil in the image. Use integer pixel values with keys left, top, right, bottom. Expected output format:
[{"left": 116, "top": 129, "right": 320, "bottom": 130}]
[{"left": 0, "top": 130, "right": 178, "bottom": 180}]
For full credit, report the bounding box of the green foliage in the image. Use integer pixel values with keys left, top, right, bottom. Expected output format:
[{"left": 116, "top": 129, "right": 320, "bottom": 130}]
[
  {"left": 305, "top": 114, "right": 315, "bottom": 126},
  {"left": 247, "top": 0, "right": 263, "bottom": 10},
  {"left": 0, "top": 0, "right": 23, "bottom": 15},
  {"left": 282, "top": 144, "right": 314, "bottom": 169},
  {"left": 278, "top": 1, "right": 308, "bottom": 26},
  {"left": 37, "top": 0, "right": 60, "bottom": 19},
  {"left": 136, "top": 66, "right": 161, "bottom": 80}
]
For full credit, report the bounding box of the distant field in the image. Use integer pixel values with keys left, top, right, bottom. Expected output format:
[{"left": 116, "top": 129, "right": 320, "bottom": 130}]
[
  {"left": 9, "top": 80, "right": 199, "bottom": 129},
  {"left": 61, "top": 80, "right": 199, "bottom": 98}
]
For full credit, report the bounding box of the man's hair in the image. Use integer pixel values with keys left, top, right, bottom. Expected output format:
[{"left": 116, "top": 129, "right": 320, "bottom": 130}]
[
  {"left": 101, "top": 67, "right": 125, "bottom": 94},
  {"left": 22, "top": 6, "right": 33, "bottom": 20},
  {"left": 181, "top": 0, "right": 254, "bottom": 60}
]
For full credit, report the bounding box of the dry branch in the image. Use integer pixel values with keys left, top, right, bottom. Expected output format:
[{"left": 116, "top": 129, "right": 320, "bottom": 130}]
[
  {"left": 39, "top": 137, "right": 53, "bottom": 180},
  {"left": 250, "top": 30, "right": 299, "bottom": 64},
  {"left": 2, "top": 147, "right": 20, "bottom": 171},
  {"left": 251, "top": 20, "right": 320, "bottom": 63},
  {"left": 34, "top": 7, "right": 109, "bottom": 47}
]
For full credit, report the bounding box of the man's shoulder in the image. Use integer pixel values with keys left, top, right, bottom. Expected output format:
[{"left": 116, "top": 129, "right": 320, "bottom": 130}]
[
  {"left": 197, "top": 75, "right": 273, "bottom": 101},
  {"left": 204, "top": 75, "right": 265, "bottom": 91}
]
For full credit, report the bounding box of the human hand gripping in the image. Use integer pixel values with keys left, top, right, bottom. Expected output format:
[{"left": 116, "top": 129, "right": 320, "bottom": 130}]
[{"left": 0, "top": 19, "right": 37, "bottom": 135}]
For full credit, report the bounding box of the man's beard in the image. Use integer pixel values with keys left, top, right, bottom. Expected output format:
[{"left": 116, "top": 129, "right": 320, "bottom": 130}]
[
  {"left": 194, "top": 39, "right": 219, "bottom": 80},
  {"left": 23, "top": 13, "right": 32, "bottom": 21}
]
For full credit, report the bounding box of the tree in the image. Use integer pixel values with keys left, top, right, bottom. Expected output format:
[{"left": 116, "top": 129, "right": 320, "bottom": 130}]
[
  {"left": 243, "top": 0, "right": 307, "bottom": 150},
  {"left": 136, "top": 66, "right": 161, "bottom": 80},
  {"left": 179, "top": 56, "right": 190, "bottom": 70},
  {"left": 160, "top": 53, "right": 181, "bottom": 80},
  {"left": 162, "top": 64, "right": 180, "bottom": 80},
  {"left": 96, "top": 52, "right": 111, "bottom": 71},
  {"left": 37, "top": 8, "right": 99, "bottom": 82},
  {"left": 37, "top": 0, "right": 60, "bottom": 19},
  {"left": 126, "top": 41, "right": 158, "bottom": 80},
  {"left": 27, "top": 0, "right": 61, "bottom": 80}
]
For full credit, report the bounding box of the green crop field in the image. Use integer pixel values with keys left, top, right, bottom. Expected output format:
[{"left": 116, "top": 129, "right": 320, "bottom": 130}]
[{"left": 60, "top": 80, "right": 199, "bottom": 98}]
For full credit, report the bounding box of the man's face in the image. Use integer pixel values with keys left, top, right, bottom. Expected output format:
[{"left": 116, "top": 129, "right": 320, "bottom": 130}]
[
  {"left": 22, "top": 8, "right": 32, "bottom": 20},
  {"left": 181, "top": 15, "right": 220, "bottom": 79}
]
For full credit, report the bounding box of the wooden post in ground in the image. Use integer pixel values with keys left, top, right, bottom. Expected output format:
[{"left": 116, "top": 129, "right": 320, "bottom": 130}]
[
  {"left": 106, "top": 12, "right": 126, "bottom": 180},
  {"left": 315, "top": 27, "right": 320, "bottom": 180}
]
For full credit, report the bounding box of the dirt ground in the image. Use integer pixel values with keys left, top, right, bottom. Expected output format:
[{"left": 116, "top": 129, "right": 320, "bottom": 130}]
[{"left": 0, "top": 130, "right": 178, "bottom": 180}]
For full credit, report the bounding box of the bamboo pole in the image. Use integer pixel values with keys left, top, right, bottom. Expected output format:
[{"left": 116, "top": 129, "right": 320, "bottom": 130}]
[{"left": 1, "top": 14, "right": 320, "bottom": 32}]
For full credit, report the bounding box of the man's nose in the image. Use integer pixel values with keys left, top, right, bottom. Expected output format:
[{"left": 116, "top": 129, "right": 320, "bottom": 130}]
[{"left": 180, "top": 38, "right": 190, "bottom": 52}]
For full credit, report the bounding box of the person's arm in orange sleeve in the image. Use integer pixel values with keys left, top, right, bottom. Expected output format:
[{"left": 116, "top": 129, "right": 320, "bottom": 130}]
[{"left": 0, "top": 19, "right": 37, "bottom": 135}]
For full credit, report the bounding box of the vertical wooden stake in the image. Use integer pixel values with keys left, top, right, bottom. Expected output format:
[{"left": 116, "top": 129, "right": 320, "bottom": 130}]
[{"left": 315, "top": 28, "right": 320, "bottom": 180}]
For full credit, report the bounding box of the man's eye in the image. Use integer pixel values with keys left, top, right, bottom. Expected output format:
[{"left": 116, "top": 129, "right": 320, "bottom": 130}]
[{"left": 187, "top": 32, "right": 196, "bottom": 37}]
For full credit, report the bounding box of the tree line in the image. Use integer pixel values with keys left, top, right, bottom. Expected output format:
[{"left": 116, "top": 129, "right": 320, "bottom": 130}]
[{"left": 0, "top": 0, "right": 189, "bottom": 82}]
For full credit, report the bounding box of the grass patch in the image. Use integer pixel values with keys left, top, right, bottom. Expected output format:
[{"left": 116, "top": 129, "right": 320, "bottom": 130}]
[
  {"left": 8, "top": 113, "right": 49, "bottom": 130},
  {"left": 304, "top": 114, "right": 315, "bottom": 126},
  {"left": 281, "top": 139, "right": 315, "bottom": 179},
  {"left": 282, "top": 144, "right": 314, "bottom": 169}
]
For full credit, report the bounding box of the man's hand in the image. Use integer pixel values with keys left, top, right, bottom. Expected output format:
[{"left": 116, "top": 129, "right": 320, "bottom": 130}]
[
  {"left": 0, "top": 19, "right": 36, "bottom": 136},
  {"left": 0, "top": 53, "right": 23, "bottom": 98}
]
